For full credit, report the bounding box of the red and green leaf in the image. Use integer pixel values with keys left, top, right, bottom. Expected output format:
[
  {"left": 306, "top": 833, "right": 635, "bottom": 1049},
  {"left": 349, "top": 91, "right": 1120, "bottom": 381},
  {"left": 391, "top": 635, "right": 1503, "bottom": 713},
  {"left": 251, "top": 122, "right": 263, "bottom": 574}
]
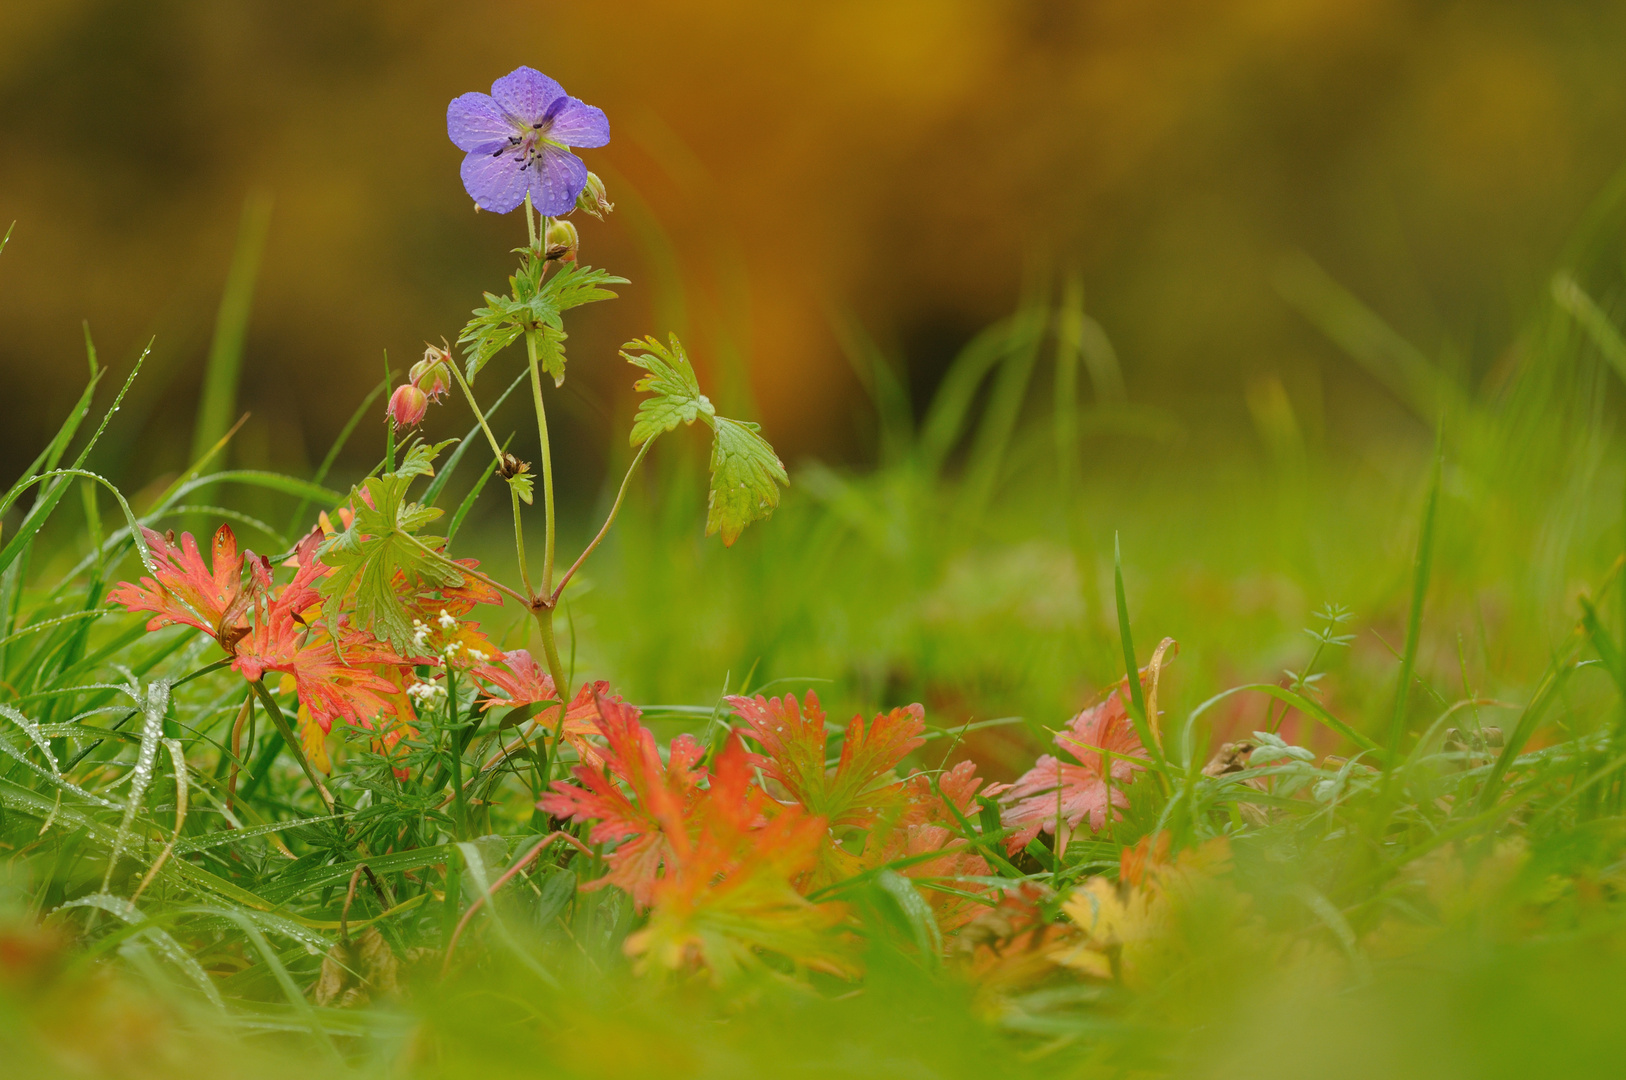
[{"left": 727, "top": 691, "right": 926, "bottom": 830}]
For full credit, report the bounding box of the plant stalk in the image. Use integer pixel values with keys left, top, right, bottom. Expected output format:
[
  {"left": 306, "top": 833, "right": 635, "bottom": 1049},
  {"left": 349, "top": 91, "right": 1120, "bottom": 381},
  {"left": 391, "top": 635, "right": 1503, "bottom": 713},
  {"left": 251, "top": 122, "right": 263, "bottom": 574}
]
[{"left": 551, "top": 438, "right": 654, "bottom": 606}]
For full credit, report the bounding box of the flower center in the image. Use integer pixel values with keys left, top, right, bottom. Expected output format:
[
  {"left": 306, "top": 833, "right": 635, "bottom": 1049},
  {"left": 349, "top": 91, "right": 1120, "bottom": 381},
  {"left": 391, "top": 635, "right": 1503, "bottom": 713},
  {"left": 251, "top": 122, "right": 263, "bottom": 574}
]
[{"left": 493, "top": 118, "right": 565, "bottom": 174}]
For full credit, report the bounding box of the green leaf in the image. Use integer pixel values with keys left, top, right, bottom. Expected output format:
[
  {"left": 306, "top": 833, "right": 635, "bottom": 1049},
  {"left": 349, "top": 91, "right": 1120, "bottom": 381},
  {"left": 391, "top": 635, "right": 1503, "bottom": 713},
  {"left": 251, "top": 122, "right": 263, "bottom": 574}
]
[
  {"left": 706, "top": 416, "right": 788, "bottom": 546},
  {"left": 459, "top": 261, "right": 627, "bottom": 384},
  {"left": 623, "top": 334, "right": 715, "bottom": 446},
  {"left": 506, "top": 470, "right": 534, "bottom": 506},
  {"left": 318, "top": 441, "right": 462, "bottom": 652},
  {"left": 458, "top": 293, "right": 527, "bottom": 382},
  {"left": 543, "top": 262, "right": 626, "bottom": 312},
  {"left": 535, "top": 324, "right": 568, "bottom": 387}
]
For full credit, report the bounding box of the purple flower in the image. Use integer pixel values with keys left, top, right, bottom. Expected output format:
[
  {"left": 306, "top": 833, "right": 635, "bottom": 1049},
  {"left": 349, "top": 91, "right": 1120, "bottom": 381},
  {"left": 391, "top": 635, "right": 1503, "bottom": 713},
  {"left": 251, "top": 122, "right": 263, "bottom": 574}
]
[{"left": 447, "top": 67, "right": 609, "bottom": 215}]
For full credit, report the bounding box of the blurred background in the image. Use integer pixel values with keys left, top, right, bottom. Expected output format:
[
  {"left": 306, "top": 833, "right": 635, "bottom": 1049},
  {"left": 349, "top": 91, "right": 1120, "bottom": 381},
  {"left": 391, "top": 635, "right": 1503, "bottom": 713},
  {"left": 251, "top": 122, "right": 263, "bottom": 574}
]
[
  {"left": 4, "top": 0, "right": 1626, "bottom": 762},
  {"left": 5, "top": 0, "right": 1626, "bottom": 475}
]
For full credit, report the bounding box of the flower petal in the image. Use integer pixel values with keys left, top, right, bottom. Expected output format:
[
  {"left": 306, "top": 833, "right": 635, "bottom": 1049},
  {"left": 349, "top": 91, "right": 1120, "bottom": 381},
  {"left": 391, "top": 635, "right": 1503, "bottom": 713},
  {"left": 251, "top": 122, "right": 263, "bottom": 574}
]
[
  {"left": 446, "top": 92, "right": 515, "bottom": 153},
  {"left": 490, "top": 66, "right": 564, "bottom": 125},
  {"left": 543, "top": 96, "right": 609, "bottom": 148},
  {"left": 461, "top": 150, "right": 529, "bottom": 214},
  {"left": 525, "top": 144, "right": 587, "bottom": 216}
]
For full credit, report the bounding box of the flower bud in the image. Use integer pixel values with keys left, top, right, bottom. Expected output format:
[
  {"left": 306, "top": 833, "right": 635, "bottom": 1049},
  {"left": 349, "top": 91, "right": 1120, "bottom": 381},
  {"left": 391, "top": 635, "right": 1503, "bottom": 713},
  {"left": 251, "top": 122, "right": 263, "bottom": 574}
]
[
  {"left": 545, "top": 219, "right": 579, "bottom": 263},
  {"left": 387, "top": 383, "right": 429, "bottom": 428},
  {"left": 575, "top": 172, "right": 614, "bottom": 219},
  {"left": 410, "top": 346, "right": 452, "bottom": 400}
]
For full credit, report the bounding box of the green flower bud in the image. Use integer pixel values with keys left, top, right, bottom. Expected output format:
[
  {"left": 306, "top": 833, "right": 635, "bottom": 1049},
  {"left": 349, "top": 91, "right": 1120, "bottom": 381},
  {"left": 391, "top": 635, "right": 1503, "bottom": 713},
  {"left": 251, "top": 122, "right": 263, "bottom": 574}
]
[
  {"left": 575, "top": 172, "right": 614, "bottom": 219},
  {"left": 410, "top": 343, "right": 453, "bottom": 399},
  {"left": 546, "top": 219, "right": 580, "bottom": 262}
]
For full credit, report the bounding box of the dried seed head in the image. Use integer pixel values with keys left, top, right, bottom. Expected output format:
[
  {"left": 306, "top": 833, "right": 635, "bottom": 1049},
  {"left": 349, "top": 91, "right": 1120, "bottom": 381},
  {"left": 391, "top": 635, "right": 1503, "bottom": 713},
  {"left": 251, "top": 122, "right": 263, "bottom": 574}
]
[{"left": 498, "top": 452, "right": 531, "bottom": 480}]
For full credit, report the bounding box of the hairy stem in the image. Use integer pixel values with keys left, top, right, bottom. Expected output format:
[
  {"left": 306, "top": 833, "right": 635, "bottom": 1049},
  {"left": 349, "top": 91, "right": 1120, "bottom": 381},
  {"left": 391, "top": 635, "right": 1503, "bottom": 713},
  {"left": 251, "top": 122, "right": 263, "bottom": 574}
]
[
  {"left": 525, "top": 331, "right": 558, "bottom": 597},
  {"left": 522, "top": 330, "right": 570, "bottom": 715},
  {"left": 248, "top": 680, "right": 334, "bottom": 813},
  {"left": 535, "top": 610, "right": 569, "bottom": 724},
  {"left": 551, "top": 438, "right": 654, "bottom": 606},
  {"left": 510, "top": 484, "right": 534, "bottom": 598},
  {"left": 446, "top": 359, "right": 505, "bottom": 462}
]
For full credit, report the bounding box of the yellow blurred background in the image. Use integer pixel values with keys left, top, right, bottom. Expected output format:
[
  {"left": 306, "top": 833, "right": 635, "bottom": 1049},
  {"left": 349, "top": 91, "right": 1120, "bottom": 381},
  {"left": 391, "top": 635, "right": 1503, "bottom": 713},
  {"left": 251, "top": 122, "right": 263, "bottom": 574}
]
[{"left": 2, "top": 0, "right": 1624, "bottom": 493}]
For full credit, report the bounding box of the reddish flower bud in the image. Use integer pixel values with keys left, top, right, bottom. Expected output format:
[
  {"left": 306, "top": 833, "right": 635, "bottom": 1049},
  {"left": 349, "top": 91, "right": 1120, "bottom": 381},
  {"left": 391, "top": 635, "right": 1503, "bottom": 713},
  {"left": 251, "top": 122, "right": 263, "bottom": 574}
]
[{"left": 387, "top": 383, "right": 429, "bottom": 428}]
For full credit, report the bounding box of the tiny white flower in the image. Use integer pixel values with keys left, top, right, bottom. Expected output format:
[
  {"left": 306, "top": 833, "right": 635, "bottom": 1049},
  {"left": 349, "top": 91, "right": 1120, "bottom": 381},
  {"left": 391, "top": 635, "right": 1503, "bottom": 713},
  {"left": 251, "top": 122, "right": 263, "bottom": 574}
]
[
  {"left": 438, "top": 608, "right": 457, "bottom": 630},
  {"left": 407, "top": 680, "right": 447, "bottom": 704}
]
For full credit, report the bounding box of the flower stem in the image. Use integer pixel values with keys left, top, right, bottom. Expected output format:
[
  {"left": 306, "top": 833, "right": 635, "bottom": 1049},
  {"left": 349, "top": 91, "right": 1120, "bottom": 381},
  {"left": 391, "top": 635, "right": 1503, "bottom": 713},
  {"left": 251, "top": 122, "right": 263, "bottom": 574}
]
[
  {"left": 446, "top": 669, "right": 468, "bottom": 840},
  {"left": 510, "top": 484, "right": 534, "bottom": 598},
  {"left": 551, "top": 437, "right": 654, "bottom": 606},
  {"left": 523, "top": 327, "right": 569, "bottom": 713},
  {"left": 517, "top": 193, "right": 569, "bottom": 753},
  {"left": 446, "top": 359, "right": 505, "bottom": 462},
  {"left": 525, "top": 333, "right": 558, "bottom": 598},
  {"left": 248, "top": 679, "right": 334, "bottom": 814}
]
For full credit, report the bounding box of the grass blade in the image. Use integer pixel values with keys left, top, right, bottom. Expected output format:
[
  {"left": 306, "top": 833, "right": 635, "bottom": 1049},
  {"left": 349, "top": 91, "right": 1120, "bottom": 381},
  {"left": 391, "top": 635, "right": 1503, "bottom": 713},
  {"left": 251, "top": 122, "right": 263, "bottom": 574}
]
[
  {"left": 965, "top": 293, "right": 1047, "bottom": 514},
  {"left": 191, "top": 192, "right": 273, "bottom": 464},
  {"left": 917, "top": 316, "right": 1020, "bottom": 474},
  {"left": 1386, "top": 433, "right": 1443, "bottom": 766},
  {"left": 1475, "top": 632, "right": 1584, "bottom": 813},
  {"left": 0, "top": 363, "right": 103, "bottom": 518},
  {"left": 286, "top": 373, "right": 389, "bottom": 533},
  {"left": 424, "top": 369, "right": 529, "bottom": 507},
  {"left": 448, "top": 437, "right": 508, "bottom": 546},
  {"left": 1113, "top": 533, "right": 1162, "bottom": 767}
]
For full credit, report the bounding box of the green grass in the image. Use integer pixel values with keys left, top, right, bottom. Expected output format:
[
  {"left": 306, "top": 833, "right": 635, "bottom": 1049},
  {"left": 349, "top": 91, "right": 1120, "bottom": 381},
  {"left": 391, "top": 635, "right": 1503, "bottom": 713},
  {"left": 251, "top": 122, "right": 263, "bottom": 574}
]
[{"left": 4, "top": 171, "right": 1626, "bottom": 1079}]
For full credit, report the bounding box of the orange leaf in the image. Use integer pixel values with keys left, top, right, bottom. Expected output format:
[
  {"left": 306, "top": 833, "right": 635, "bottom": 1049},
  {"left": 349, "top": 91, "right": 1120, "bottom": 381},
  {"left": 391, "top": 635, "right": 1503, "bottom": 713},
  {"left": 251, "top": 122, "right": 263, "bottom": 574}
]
[
  {"left": 727, "top": 691, "right": 926, "bottom": 830},
  {"left": 109, "top": 524, "right": 248, "bottom": 647},
  {"left": 537, "top": 693, "right": 707, "bottom": 908}
]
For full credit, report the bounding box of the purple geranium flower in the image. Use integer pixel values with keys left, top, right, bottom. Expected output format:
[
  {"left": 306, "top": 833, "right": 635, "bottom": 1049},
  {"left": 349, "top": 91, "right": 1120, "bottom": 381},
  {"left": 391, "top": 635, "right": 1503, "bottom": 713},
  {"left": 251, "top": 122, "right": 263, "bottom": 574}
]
[{"left": 447, "top": 66, "right": 609, "bottom": 215}]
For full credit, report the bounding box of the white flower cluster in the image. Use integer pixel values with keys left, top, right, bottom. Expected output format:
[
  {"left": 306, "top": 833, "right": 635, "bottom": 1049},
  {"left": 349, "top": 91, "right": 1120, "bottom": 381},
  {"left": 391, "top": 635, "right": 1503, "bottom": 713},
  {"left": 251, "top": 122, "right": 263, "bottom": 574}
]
[
  {"left": 411, "top": 609, "right": 488, "bottom": 665},
  {"left": 406, "top": 680, "right": 447, "bottom": 705}
]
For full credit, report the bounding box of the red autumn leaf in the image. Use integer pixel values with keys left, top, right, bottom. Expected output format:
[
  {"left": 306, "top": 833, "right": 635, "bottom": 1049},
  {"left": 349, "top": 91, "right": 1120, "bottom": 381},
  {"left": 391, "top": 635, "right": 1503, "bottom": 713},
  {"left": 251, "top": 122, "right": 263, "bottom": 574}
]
[
  {"left": 271, "top": 633, "right": 413, "bottom": 735},
  {"left": 864, "top": 761, "right": 992, "bottom": 932},
  {"left": 109, "top": 524, "right": 249, "bottom": 647},
  {"left": 727, "top": 691, "right": 926, "bottom": 830},
  {"left": 234, "top": 531, "right": 415, "bottom": 734},
  {"left": 898, "top": 759, "right": 985, "bottom": 831},
  {"left": 399, "top": 556, "right": 503, "bottom": 668},
  {"left": 537, "top": 692, "right": 707, "bottom": 909},
  {"left": 474, "top": 650, "right": 621, "bottom": 769},
  {"left": 435, "top": 557, "right": 502, "bottom": 613},
  {"left": 473, "top": 649, "right": 572, "bottom": 709},
  {"left": 625, "top": 734, "right": 853, "bottom": 980},
  {"left": 892, "top": 824, "right": 991, "bottom": 933},
  {"left": 990, "top": 683, "right": 1147, "bottom": 854}
]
